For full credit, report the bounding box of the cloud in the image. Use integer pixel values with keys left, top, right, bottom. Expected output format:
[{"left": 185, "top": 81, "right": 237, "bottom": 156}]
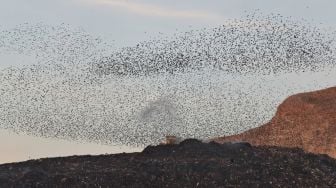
[{"left": 81, "top": 0, "right": 223, "bottom": 21}]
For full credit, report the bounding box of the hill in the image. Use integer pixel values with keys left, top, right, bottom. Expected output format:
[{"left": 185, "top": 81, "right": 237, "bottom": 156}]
[
  {"left": 0, "top": 139, "right": 335, "bottom": 187},
  {"left": 214, "top": 87, "right": 336, "bottom": 158}
]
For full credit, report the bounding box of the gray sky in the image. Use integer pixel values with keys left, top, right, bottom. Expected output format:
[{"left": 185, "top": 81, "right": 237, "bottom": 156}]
[{"left": 1, "top": 0, "right": 336, "bottom": 47}]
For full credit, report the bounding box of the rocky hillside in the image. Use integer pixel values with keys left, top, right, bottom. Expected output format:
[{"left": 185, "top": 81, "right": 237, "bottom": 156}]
[
  {"left": 0, "top": 139, "right": 336, "bottom": 187},
  {"left": 214, "top": 87, "right": 336, "bottom": 158}
]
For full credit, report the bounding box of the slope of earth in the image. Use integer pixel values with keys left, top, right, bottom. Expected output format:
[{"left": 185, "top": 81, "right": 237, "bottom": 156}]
[
  {"left": 213, "top": 87, "right": 336, "bottom": 158},
  {"left": 0, "top": 139, "right": 336, "bottom": 187}
]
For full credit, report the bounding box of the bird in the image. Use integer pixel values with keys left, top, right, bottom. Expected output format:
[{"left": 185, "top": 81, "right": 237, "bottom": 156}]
[{"left": 0, "top": 12, "right": 335, "bottom": 147}]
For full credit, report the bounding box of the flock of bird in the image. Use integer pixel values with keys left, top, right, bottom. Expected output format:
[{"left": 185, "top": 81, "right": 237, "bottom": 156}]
[
  {"left": 0, "top": 14, "right": 336, "bottom": 147},
  {"left": 95, "top": 13, "right": 336, "bottom": 76}
]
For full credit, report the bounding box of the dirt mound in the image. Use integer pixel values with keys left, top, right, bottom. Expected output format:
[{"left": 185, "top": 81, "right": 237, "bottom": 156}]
[
  {"left": 214, "top": 87, "right": 336, "bottom": 158},
  {"left": 1, "top": 140, "right": 336, "bottom": 187}
]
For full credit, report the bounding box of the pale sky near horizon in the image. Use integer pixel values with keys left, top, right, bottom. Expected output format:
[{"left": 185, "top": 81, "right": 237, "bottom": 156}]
[{"left": 1, "top": 0, "right": 336, "bottom": 163}]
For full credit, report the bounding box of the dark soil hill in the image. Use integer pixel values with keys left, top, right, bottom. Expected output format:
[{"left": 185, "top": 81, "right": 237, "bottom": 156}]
[{"left": 1, "top": 139, "right": 336, "bottom": 187}]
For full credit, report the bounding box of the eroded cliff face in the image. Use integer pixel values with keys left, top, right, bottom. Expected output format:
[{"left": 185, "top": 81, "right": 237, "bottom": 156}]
[{"left": 214, "top": 87, "right": 336, "bottom": 158}]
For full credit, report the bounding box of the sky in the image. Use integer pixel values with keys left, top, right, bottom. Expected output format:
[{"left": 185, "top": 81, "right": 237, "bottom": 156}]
[
  {"left": 1, "top": 0, "right": 336, "bottom": 47},
  {"left": 1, "top": 0, "right": 336, "bottom": 163},
  {"left": 0, "top": 129, "right": 141, "bottom": 164}
]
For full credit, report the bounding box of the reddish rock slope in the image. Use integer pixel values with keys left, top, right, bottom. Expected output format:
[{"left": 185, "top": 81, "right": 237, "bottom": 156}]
[{"left": 214, "top": 87, "right": 336, "bottom": 158}]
